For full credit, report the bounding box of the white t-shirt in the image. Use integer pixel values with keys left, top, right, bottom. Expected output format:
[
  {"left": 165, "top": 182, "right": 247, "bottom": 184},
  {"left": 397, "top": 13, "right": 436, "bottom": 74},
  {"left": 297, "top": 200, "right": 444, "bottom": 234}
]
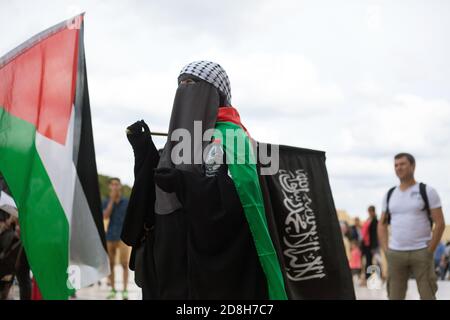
[{"left": 382, "top": 183, "right": 441, "bottom": 251}]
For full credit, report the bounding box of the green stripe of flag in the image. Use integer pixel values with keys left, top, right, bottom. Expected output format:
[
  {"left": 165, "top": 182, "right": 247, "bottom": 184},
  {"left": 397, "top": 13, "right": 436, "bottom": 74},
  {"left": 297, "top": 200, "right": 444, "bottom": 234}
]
[
  {"left": 215, "top": 121, "right": 288, "bottom": 300},
  {"left": 0, "top": 106, "right": 70, "bottom": 299}
]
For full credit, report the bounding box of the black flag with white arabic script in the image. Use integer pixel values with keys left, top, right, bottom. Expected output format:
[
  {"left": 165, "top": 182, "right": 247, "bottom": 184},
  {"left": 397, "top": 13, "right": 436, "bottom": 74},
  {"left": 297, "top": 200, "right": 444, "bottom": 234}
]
[{"left": 257, "top": 143, "right": 355, "bottom": 300}]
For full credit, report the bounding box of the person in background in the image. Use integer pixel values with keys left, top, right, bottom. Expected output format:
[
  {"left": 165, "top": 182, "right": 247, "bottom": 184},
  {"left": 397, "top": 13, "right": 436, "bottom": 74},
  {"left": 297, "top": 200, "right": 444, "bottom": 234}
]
[
  {"left": 349, "top": 217, "right": 362, "bottom": 242},
  {"left": 378, "top": 153, "right": 445, "bottom": 300},
  {"left": 349, "top": 240, "right": 362, "bottom": 283},
  {"left": 434, "top": 242, "right": 446, "bottom": 279},
  {"left": 103, "top": 178, "right": 130, "bottom": 300},
  {"left": 361, "top": 205, "right": 379, "bottom": 282},
  {"left": 10, "top": 216, "right": 31, "bottom": 300},
  {"left": 441, "top": 241, "right": 450, "bottom": 280},
  {"left": 340, "top": 221, "right": 351, "bottom": 262},
  {"left": 0, "top": 175, "right": 31, "bottom": 300}
]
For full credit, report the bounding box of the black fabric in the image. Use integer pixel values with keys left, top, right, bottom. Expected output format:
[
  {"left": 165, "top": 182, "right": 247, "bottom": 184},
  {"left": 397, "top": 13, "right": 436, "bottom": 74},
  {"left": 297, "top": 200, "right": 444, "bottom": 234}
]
[
  {"left": 121, "top": 120, "right": 160, "bottom": 299},
  {"left": 154, "top": 165, "right": 268, "bottom": 299},
  {"left": 155, "top": 81, "right": 220, "bottom": 215},
  {"left": 122, "top": 121, "right": 159, "bottom": 248},
  {"left": 369, "top": 218, "right": 378, "bottom": 249},
  {"left": 151, "top": 80, "right": 221, "bottom": 299},
  {"left": 385, "top": 186, "right": 396, "bottom": 224},
  {"left": 15, "top": 247, "right": 31, "bottom": 300},
  {"left": 419, "top": 183, "right": 430, "bottom": 213},
  {"left": 258, "top": 143, "right": 355, "bottom": 300},
  {"left": 152, "top": 207, "right": 188, "bottom": 299},
  {"left": 73, "top": 21, "right": 106, "bottom": 249},
  {"left": 133, "top": 229, "right": 158, "bottom": 300},
  {"left": 419, "top": 182, "right": 433, "bottom": 226}
]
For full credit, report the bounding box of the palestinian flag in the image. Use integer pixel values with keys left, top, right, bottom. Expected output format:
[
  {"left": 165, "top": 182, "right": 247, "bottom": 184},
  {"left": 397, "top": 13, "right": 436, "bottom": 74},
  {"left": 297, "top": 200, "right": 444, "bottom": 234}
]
[{"left": 0, "top": 14, "right": 109, "bottom": 299}]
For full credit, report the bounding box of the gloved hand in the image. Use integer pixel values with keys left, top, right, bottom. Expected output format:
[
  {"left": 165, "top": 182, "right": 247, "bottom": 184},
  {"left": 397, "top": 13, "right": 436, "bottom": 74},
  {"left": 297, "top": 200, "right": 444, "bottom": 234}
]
[
  {"left": 126, "top": 120, "right": 152, "bottom": 152},
  {"left": 127, "top": 120, "right": 160, "bottom": 177},
  {"left": 154, "top": 167, "right": 184, "bottom": 196}
]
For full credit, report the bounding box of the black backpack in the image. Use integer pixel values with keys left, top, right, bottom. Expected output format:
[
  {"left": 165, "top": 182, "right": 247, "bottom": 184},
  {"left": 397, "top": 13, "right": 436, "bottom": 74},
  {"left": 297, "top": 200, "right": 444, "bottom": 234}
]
[{"left": 385, "top": 182, "right": 432, "bottom": 227}]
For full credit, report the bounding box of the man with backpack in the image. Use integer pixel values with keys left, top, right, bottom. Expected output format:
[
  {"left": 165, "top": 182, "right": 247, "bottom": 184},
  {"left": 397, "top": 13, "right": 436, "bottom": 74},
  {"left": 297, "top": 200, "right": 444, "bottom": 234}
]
[{"left": 377, "top": 153, "right": 445, "bottom": 300}]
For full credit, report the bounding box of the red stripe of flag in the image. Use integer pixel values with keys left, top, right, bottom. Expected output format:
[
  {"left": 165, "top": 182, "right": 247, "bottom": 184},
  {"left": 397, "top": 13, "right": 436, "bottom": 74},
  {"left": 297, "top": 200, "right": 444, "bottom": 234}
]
[{"left": 0, "top": 26, "right": 79, "bottom": 145}]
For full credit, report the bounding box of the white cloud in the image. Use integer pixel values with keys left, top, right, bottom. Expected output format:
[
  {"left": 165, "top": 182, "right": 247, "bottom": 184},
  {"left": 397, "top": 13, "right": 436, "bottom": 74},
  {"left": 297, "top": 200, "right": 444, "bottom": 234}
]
[
  {"left": 229, "top": 53, "right": 345, "bottom": 115},
  {"left": 343, "top": 94, "right": 450, "bottom": 155}
]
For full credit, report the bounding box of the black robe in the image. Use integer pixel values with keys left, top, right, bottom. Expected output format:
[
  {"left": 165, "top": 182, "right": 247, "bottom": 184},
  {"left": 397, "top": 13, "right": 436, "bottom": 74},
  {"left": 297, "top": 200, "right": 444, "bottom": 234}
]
[{"left": 122, "top": 121, "right": 268, "bottom": 300}]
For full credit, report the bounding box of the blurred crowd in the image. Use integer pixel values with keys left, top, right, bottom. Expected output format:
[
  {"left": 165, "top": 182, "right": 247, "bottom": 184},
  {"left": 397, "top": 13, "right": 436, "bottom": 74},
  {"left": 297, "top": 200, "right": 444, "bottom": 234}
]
[{"left": 341, "top": 206, "right": 450, "bottom": 287}]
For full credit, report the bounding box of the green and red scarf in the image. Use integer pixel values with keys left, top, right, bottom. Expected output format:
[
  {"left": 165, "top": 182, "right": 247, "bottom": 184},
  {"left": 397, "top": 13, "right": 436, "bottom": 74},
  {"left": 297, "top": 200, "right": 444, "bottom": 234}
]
[{"left": 215, "top": 106, "right": 287, "bottom": 300}]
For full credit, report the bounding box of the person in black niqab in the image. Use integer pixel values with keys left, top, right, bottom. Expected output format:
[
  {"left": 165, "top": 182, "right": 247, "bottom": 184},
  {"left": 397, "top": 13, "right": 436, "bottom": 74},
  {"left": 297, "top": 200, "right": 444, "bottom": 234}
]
[{"left": 122, "top": 61, "right": 268, "bottom": 299}]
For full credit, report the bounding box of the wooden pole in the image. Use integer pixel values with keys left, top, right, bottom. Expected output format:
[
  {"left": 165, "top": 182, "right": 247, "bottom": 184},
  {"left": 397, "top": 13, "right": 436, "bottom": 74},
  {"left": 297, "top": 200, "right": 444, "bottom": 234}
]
[{"left": 126, "top": 128, "right": 168, "bottom": 137}]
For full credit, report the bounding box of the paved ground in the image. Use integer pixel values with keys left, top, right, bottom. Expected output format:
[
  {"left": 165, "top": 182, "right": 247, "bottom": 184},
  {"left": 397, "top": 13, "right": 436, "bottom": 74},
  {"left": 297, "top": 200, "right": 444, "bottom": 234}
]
[
  {"left": 75, "top": 278, "right": 450, "bottom": 300},
  {"left": 75, "top": 267, "right": 142, "bottom": 300},
  {"left": 7, "top": 266, "right": 450, "bottom": 300},
  {"left": 7, "top": 266, "right": 142, "bottom": 300},
  {"left": 354, "top": 278, "right": 450, "bottom": 300}
]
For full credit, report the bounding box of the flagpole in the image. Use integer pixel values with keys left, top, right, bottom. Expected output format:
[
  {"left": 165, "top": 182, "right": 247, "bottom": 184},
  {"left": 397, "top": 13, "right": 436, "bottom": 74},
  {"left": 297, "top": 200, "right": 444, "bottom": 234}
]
[
  {"left": 150, "top": 132, "right": 168, "bottom": 137},
  {"left": 125, "top": 129, "right": 168, "bottom": 137}
]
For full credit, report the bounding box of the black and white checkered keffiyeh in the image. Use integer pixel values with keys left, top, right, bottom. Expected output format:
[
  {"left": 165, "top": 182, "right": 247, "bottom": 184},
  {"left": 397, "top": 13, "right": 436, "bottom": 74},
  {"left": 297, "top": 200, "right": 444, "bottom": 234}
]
[{"left": 179, "top": 60, "right": 231, "bottom": 103}]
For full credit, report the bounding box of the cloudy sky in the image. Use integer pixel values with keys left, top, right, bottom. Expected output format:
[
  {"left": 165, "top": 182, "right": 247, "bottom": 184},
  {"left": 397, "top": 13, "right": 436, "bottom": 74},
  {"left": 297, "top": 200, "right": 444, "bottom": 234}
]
[{"left": 1, "top": 0, "right": 449, "bottom": 221}]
